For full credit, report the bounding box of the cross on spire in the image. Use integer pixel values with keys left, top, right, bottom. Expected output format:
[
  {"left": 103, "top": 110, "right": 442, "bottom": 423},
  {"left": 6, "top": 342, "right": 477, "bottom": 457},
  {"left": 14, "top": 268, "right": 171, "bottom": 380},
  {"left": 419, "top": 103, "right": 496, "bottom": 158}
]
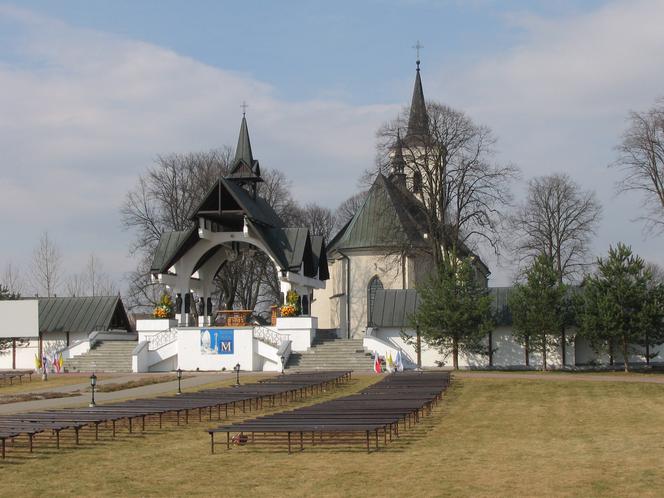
[
  {"left": 240, "top": 101, "right": 249, "bottom": 116},
  {"left": 412, "top": 40, "right": 423, "bottom": 69}
]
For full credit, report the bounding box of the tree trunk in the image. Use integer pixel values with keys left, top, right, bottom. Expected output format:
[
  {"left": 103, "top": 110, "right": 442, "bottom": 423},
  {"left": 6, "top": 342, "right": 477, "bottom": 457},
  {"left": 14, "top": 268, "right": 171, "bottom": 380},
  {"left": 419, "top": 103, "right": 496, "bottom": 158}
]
[
  {"left": 542, "top": 337, "right": 547, "bottom": 371},
  {"left": 645, "top": 332, "right": 650, "bottom": 366},
  {"left": 525, "top": 336, "right": 530, "bottom": 367},
  {"left": 452, "top": 336, "right": 459, "bottom": 370},
  {"left": 609, "top": 340, "right": 614, "bottom": 366},
  {"left": 561, "top": 328, "right": 566, "bottom": 367},
  {"left": 622, "top": 334, "right": 630, "bottom": 373},
  {"left": 416, "top": 328, "right": 422, "bottom": 369},
  {"left": 488, "top": 330, "right": 493, "bottom": 367}
]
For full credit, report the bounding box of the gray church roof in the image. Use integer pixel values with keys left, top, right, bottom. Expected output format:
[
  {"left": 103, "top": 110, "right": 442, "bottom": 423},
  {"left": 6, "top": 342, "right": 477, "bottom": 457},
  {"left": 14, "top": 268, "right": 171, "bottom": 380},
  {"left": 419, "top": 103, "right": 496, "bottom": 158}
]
[
  {"left": 38, "top": 296, "right": 131, "bottom": 334},
  {"left": 370, "top": 289, "right": 421, "bottom": 328},
  {"left": 330, "top": 174, "right": 428, "bottom": 252},
  {"left": 369, "top": 287, "right": 515, "bottom": 328}
]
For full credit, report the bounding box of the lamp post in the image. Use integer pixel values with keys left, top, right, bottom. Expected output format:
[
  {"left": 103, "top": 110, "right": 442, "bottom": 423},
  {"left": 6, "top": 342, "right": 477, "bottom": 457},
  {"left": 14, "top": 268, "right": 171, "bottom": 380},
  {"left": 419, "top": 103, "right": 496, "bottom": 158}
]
[
  {"left": 234, "top": 363, "right": 241, "bottom": 386},
  {"left": 280, "top": 355, "right": 285, "bottom": 374},
  {"left": 89, "top": 372, "right": 97, "bottom": 407},
  {"left": 176, "top": 368, "right": 182, "bottom": 395}
]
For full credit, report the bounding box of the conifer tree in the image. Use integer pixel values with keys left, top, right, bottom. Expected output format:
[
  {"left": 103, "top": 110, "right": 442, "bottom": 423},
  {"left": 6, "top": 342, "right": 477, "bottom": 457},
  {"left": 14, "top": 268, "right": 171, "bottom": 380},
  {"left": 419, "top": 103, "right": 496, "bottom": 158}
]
[
  {"left": 509, "top": 255, "right": 567, "bottom": 370},
  {"left": 412, "top": 256, "right": 493, "bottom": 369},
  {"left": 577, "top": 243, "right": 664, "bottom": 371}
]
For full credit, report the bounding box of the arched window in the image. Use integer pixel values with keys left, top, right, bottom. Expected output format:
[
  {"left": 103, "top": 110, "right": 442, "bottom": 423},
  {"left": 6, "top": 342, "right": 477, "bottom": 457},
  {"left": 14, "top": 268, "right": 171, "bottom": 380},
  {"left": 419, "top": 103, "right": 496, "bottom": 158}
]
[
  {"left": 367, "top": 276, "right": 384, "bottom": 326},
  {"left": 412, "top": 171, "right": 422, "bottom": 193}
]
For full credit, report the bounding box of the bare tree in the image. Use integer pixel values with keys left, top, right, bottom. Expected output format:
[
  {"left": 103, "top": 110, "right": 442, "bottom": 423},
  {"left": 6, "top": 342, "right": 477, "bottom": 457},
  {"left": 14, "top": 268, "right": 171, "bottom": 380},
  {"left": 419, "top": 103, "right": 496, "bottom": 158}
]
[
  {"left": 333, "top": 191, "right": 368, "bottom": 234},
  {"left": 65, "top": 274, "right": 86, "bottom": 297},
  {"left": 291, "top": 203, "right": 336, "bottom": 241},
  {"left": 376, "top": 101, "right": 518, "bottom": 268},
  {"left": 613, "top": 98, "right": 664, "bottom": 235},
  {"left": 30, "top": 231, "right": 62, "bottom": 297},
  {"left": 2, "top": 262, "right": 22, "bottom": 296},
  {"left": 510, "top": 173, "right": 602, "bottom": 284},
  {"left": 84, "top": 253, "right": 116, "bottom": 296}
]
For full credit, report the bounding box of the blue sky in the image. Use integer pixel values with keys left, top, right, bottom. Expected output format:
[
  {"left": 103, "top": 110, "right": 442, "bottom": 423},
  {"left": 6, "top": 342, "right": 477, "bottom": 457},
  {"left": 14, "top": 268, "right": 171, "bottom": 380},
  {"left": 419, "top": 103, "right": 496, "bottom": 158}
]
[
  {"left": 6, "top": 0, "right": 606, "bottom": 103},
  {"left": 1, "top": 0, "right": 663, "bottom": 292}
]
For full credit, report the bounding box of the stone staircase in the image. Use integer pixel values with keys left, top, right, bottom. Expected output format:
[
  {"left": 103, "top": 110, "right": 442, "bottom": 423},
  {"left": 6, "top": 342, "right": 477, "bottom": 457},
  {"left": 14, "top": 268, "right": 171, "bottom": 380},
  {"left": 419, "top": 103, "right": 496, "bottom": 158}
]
[
  {"left": 64, "top": 340, "right": 137, "bottom": 373},
  {"left": 286, "top": 330, "right": 374, "bottom": 372}
]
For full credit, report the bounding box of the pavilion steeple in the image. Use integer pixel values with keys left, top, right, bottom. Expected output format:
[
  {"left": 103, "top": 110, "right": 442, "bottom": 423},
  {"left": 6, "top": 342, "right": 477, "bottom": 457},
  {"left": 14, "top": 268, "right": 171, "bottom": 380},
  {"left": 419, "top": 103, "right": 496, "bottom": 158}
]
[
  {"left": 406, "top": 58, "right": 428, "bottom": 141},
  {"left": 227, "top": 112, "right": 262, "bottom": 185}
]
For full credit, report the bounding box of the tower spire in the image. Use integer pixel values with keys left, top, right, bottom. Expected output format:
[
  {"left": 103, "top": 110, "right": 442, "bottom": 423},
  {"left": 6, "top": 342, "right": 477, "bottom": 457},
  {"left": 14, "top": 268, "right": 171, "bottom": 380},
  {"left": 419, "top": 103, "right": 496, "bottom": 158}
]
[{"left": 406, "top": 47, "right": 428, "bottom": 141}]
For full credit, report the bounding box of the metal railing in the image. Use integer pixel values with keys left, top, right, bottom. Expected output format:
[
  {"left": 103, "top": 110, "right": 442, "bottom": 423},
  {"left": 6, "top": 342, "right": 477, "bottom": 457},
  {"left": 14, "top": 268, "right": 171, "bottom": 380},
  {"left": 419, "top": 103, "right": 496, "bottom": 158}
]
[
  {"left": 252, "top": 325, "right": 284, "bottom": 348},
  {"left": 148, "top": 329, "right": 178, "bottom": 351}
]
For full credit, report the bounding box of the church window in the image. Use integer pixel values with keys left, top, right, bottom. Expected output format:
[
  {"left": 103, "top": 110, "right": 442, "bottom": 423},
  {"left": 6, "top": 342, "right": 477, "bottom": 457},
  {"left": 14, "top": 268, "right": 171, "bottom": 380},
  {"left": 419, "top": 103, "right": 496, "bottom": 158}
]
[{"left": 367, "top": 276, "right": 384, "bottom": 326}]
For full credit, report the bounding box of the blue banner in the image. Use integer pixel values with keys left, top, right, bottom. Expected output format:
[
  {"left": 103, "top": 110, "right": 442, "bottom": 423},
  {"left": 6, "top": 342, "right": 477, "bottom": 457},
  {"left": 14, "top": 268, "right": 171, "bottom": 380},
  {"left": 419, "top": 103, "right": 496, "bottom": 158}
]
[{"left": 200, "top": 328, "right": 234, "bottom": 355}]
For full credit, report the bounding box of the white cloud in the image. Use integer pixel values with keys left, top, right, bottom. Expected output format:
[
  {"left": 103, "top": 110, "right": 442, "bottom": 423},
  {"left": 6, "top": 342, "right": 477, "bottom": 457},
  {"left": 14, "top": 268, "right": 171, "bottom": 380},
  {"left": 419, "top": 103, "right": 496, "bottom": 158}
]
[
  {"left": 423, "top": 0, "right": 664, "bottom": 284},
  {"left": 0, "top": 5, "right": 396, "bottom": 290}
]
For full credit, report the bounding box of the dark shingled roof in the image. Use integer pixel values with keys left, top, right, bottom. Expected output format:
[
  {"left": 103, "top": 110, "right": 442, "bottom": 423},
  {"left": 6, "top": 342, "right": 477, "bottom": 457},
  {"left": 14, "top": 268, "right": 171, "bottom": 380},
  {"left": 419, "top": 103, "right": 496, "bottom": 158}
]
[
  {"left": 38, "top": 296, "right": 131, "bottom": 334},
  {"left": 228, "top": 115, "right": 261, "bottom": 181},
  {"left": 150, "top": 228, "right": 199, "bottom": 274},
  {"left": 151, "top": 114, "right": 329, "bottom": 282}
]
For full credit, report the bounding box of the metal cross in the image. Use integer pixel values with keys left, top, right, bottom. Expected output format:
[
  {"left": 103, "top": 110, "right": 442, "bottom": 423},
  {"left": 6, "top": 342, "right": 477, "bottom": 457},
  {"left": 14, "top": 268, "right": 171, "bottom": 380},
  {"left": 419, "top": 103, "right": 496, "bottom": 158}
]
[
  {"left": 241, "top": 101, "right": 249, "bottom": 116},
  {"left": 412, "top": 40, "right": 424, "bottom": 60}
]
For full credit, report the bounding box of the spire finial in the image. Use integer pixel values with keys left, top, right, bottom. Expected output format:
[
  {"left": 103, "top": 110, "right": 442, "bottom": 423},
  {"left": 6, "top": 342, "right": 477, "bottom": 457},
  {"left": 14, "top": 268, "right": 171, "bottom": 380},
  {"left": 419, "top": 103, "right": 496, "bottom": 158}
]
[
  {"left": 241, "top": 101, "right": 249, "bottom": 117},
  {"left": 412, "top": 40, "right": 423, "bottom": 69}
]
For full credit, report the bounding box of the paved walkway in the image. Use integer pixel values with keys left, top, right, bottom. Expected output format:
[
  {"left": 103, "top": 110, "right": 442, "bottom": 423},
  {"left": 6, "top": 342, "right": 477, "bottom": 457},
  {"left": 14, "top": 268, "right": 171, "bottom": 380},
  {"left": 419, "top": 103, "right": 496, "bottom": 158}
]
[
  {"left": 454, "top": 371, "right": 664, "bottom": 384},
  {"left": 0, "top": 371, "right": 274, "bottom": 415}
]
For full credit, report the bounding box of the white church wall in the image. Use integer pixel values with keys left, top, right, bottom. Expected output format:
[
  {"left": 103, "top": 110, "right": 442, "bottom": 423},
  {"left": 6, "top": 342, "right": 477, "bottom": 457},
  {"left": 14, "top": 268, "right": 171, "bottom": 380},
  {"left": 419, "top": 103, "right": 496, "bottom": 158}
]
[
  {"left": 312, "top": 258, "right": 347, "bottom": 334},
  {"left": 347, "top": 251, "right": 405, "bottom": 339}
]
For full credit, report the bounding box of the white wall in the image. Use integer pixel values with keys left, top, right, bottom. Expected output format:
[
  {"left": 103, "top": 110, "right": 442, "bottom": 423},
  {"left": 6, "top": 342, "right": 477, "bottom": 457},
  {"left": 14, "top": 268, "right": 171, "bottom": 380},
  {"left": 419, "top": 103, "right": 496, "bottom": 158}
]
[
  {"left": 176, "top": 327, "right": 256, "bottom": 371},
  {"left": 0, "top": 300, "right": 39, "bottom": 338},
  {"left": 370, "top": 326, "right": 578, "bottom": 369}
]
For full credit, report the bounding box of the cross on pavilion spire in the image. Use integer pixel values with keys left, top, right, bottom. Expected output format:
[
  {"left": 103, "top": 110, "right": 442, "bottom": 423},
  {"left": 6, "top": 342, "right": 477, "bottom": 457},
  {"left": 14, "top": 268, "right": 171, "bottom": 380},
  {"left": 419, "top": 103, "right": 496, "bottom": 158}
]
[
  {"left": 240, "top": 101, "right": 249, "bottom": 116},
  {"left": 412, "top": 40, "right": 423, "bottom": 69}
]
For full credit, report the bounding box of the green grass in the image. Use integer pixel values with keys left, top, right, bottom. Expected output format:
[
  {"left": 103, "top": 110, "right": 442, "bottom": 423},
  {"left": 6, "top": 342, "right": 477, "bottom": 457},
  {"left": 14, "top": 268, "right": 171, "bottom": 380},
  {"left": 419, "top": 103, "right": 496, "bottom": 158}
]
[
  {"left": 1, "top": 375, "right": 664, "bottom": 497},
  {"left": 0, "top": 374, "right": 112, "bottom": 395}
]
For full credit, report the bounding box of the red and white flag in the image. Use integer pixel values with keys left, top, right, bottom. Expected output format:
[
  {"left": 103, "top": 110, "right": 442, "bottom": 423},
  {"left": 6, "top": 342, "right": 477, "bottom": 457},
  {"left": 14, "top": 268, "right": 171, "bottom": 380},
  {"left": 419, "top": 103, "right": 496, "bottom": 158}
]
[{"left": 373, "top": 352, "right": 382, "bottom": 373}]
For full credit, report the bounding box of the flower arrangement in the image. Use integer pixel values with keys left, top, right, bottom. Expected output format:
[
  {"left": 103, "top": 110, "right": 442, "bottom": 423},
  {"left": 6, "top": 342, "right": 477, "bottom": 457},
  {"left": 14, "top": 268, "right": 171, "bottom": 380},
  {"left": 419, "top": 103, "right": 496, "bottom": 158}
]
[
  {"left": 280, "top": 304, "right": 297, "bottom": 317},
  {"left": 153, "top": 292, "right": 174, "bottom": 319},
  {"left": 280, "top": 290, "right": 300, "bottom": 317}
]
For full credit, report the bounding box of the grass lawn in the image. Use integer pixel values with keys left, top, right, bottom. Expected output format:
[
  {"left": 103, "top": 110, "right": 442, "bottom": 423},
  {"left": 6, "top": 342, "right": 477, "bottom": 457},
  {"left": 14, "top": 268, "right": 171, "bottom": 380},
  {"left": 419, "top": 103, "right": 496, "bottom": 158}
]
[
  {"left": 1, "top": 375, "right": 663, "bottom": 497},
  {"left": 0, "top": 373, "right": 112, "bottom": 395}
]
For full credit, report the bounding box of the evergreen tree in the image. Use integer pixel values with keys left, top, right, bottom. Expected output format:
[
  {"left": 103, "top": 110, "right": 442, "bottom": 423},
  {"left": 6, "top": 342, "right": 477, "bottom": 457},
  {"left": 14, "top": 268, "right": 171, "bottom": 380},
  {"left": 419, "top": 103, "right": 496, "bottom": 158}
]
[
  {"left": 577, "top": 243, "right": 663, "bottom": 372},
  {"left": 509, "top": 255, "right": 567, "bottom": 370},
  {"left": 412, "top": 256, "right": 493, "bottom": 369}
]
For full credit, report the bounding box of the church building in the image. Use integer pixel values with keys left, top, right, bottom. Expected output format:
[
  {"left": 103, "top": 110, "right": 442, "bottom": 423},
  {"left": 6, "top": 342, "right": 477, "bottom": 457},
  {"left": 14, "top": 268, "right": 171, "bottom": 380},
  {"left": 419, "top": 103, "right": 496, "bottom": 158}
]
[{"left": 312, "top": 59, "right": 490, "bottom": 341}]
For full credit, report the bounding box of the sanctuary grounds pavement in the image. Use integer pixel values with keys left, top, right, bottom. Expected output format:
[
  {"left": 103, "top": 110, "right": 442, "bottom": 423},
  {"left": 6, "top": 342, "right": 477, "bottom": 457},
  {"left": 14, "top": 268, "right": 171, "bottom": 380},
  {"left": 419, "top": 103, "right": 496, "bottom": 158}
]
[{"left": 0, "top": 371, "right": 274, "bottom": 415}]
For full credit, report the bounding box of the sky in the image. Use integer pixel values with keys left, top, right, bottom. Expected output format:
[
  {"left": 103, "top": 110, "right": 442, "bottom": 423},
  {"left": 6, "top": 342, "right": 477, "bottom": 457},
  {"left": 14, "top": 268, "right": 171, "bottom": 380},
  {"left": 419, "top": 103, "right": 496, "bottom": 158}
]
[{"left": 0, "top": 0, "right": 663, "bottom": 293}]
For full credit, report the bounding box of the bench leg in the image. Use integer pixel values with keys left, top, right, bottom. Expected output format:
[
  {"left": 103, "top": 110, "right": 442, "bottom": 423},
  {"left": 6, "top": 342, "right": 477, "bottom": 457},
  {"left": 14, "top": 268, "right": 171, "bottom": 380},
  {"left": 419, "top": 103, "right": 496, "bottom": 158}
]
[
  {"left": 227, "top": 432, "right": 230, "bottom": 450},
  {"left": 366, "top": 431, "right": 370, "bottom": 453},
  {"left": 287, "top": 432, "right": 291, "bottom": 454},
  {"left": 210, "top": 433, "right": 214, "bottom": 454}
]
